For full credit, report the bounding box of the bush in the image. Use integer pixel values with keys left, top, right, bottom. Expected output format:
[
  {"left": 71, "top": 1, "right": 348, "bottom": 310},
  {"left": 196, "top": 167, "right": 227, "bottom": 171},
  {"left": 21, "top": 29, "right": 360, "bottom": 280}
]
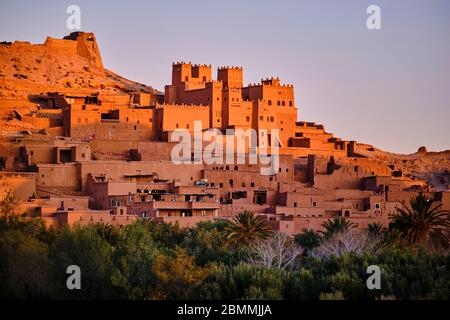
[{"left": 0, "top": 217, "right": 448, "bottom": 300}]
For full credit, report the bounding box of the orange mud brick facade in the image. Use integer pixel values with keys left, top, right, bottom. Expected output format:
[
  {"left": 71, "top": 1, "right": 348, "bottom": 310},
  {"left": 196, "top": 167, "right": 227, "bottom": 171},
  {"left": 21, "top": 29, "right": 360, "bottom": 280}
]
[{"left": 0, "top": 32, "right": 449, "bottom": 233}]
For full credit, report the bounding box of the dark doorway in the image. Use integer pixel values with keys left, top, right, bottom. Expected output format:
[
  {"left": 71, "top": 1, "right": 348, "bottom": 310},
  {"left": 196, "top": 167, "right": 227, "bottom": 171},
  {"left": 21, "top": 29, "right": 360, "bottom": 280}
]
[
  {"left": 253, "top": 191, "right": 267, "bottom": 205},
  {"left": 59, "top": 149, "right": 72, "bottom": 163}
]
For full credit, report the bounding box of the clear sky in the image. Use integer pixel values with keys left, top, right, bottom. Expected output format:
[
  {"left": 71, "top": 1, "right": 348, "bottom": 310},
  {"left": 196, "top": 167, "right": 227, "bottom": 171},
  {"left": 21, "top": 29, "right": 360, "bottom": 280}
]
[{"left": 1, "top": 0, "right": 449, "bottom": 153}]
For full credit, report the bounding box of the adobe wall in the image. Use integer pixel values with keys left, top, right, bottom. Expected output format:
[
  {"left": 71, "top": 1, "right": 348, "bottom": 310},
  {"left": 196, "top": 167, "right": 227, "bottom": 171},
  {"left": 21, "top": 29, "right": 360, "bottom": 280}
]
[
  {"left": 0, "top": 172, "right": 37, "bottom": 200},
  {"left": 157, "top": 104, "right": 210, "bottom": 132},
  {"left": 90, "top": 140, "right": 175, "bottom": 161},
  {"left": 37, "top": 163, "right": 79, "bottom": 189},
  {"left": 70, "top": 122, "right": 154, "bottom": 141},
  {"left": 79, "top": 161, "right": 204, "bottom": 192},
  {"left": 0, "top": 98, "right": 37, "bottom": 112}
]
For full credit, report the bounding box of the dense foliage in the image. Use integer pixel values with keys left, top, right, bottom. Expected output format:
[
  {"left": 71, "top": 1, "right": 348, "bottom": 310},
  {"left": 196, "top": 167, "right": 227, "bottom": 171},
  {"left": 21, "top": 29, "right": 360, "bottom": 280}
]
[{"left": 0, "top": 213, "right": 448, "bottom": 300}]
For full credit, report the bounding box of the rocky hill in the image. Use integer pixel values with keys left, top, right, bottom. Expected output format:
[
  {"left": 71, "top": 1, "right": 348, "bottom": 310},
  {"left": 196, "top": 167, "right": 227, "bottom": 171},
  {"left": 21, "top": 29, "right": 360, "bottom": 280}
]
[
  {"left": 355, "top": 143, "right": 450, "bottom": 191},
  {"left": 0, "top": 32, "right": 155, "bottom": 99}
]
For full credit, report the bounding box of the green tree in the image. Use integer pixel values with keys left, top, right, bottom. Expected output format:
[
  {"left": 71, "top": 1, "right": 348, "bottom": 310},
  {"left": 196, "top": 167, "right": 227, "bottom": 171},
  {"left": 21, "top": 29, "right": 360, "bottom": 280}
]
[
  {"left": 224, "top": 210, "right": 272, "bottom": 247},
  {"left": 93, "top": 222, "right": 120, "bottom": 246},
  {"left": 150, "top": 248, "right": 213, "bottom": 299},
  {"left": 182, "top": 221, "right": 246, "bottom": 266},
  {"left": 366, "top": 222, "right": 385, "bottom": 238},
  {"left": 321, "top": 217, "right": 356, "bottom": 239},
  {"left": 138, "top": 219, "right": 187, "bottom": 249},
  {"left": 389, "top": 194, "right": 449, "bottom": 250},
  {"left": 0, "top": 189, "right": 18, "bottom": 217},
  {"left": 0, "top": 228, "right": 49, "bottom": 299},
  {"left": 48, "top": 225, "right": 114, "bottom": 299},
  {"left": 200, "top": 263, "right": 286, "bottom": 300},
  {"left": 111, "top": 222, "right": 159, "bottom": 299},
  {"left": 294, "top": 229, "right": 322, "bottom": 255}
]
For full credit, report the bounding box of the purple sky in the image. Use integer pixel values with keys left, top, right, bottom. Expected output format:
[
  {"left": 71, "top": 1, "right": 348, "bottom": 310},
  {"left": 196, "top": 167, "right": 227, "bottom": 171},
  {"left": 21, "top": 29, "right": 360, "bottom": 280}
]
[{"left": 1, "top": 0, "right": 449, "bottom": 153}]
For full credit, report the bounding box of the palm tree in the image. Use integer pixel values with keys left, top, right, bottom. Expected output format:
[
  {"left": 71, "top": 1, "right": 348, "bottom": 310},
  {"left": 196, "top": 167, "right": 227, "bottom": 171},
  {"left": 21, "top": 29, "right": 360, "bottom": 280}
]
[
  {"left": 93, "top": 222, "right": 119, "bottom": 245},
  {"left": 321, "top": 217, "right": 356, "bottom": 239},
  {"left": 366, "top": 222, "right": 385, "bottom": 238},
  {"left": 389, "top": 194, "right": 449, "bottom": 249},
  {"left": 224, "top": 210, "right": 272, "bottom": 247}
]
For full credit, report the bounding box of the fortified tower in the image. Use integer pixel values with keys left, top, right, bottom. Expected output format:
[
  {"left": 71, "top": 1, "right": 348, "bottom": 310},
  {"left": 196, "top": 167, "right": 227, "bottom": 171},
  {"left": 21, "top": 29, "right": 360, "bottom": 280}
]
[
  {"left": 217, "top": 66, "right": 243, "bottom": 89},
  {"left": 62, "top": 32, "right": 103, "bottom": 69}
]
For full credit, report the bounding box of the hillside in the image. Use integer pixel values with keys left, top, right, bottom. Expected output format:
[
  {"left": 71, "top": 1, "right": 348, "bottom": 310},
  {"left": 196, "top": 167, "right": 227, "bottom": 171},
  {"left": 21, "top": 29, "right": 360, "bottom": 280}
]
[
  {"left": 0, "top": 32, "right": 155, "bottom": 99},
  {"left": 355, "top": 143, "right": 450, "bottom": 191}
]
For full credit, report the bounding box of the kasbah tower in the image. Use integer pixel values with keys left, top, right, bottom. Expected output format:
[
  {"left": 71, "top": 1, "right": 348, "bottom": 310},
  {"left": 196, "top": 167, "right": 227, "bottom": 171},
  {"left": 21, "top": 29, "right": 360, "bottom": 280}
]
[{"left": 0, "top": 32, "right": 449, "bottom": 233}]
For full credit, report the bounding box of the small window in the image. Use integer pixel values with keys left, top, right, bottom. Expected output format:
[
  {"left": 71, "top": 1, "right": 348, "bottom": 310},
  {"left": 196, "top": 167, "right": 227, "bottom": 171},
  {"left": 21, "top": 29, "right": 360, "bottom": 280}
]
[
  {"left": 289, "top": 101, "right": 293, "bottom": 107},
  {"left": 242, "top": 182, "right": 246, "bottom": 187},
  {"left": 313, "top": 201, "right": 317, "bottom": 207},
  {"left": 246, "top": 116, "right": 250, "bottom": 122},
  {"left": 277, "top": 101, "right": 281, "bottom": 106},
  {"left": 250, "top": 182, "right": 255, "bottom": 187},
  {"left": 294, "top": 202, "right": 297, "bottom": 207},
  {"left": 268, "top": 100, "right": 272, "bottom": 106}
]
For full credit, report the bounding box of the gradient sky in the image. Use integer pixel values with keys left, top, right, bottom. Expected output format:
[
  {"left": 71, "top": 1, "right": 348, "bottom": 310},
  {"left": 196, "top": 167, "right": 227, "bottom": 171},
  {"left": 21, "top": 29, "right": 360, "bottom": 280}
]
[{"left": 1, "top": 0, "right": 449, "bottom": 153}]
